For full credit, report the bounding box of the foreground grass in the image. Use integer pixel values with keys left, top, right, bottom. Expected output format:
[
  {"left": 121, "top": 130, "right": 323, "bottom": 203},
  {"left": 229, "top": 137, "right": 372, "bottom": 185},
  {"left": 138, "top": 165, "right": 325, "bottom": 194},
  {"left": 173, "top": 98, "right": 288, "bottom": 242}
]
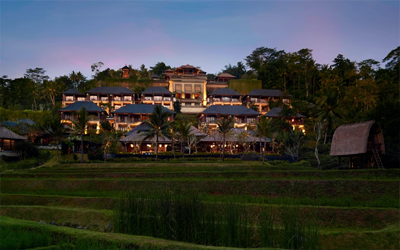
[
  {"left": 1, "top": 216, "right": 399, "bottom": 250},
  {"left": 0, "top": 216, "right": 280, "bottom": 250}
]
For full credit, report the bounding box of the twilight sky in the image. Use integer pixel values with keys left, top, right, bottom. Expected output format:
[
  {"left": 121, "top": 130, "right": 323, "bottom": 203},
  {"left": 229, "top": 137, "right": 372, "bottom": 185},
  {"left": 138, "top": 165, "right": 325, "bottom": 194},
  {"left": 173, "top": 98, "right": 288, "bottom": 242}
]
[{"left": 1, "top": 1, "right": 398, "bottom": 79}]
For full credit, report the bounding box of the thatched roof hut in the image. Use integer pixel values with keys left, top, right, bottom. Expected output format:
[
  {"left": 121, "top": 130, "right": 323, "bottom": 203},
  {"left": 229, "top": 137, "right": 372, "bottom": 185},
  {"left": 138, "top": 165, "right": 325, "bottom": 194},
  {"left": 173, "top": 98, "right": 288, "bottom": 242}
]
[
  {"left": 330, "top": 120, "right": 385, "bottom": 156},
  {"left": 330, "top": 120, "right": 385, "bottom": 168}
]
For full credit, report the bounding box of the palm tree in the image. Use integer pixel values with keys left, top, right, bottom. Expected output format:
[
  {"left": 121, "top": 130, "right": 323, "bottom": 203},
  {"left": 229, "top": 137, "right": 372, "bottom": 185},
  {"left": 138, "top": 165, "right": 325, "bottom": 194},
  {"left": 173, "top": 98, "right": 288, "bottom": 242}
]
[
  {"left": 216, "top": 116, "right": 234, "bottom": 162},
  {"left": 174, "top": 118, "right": 192, "bottom": 163},
  {"left": 40, "top": 113, "right": 66, "bottom": 163},
  {"left": 314, "top": 93, "right": 343, "bottom": 144},
  {"left": 70, "top": 71, "right": 78, "bottom": 88},
  {"left": 140, "top": 105, "right": 171, "bottom": 161},
  {"left": 255, "top": 116, "right": 273, "bottom": 165},
  {"left": 71, "top": 107, "right": 89, "bottom": 163},
  {"left": 76, "top": 71, "right": 86, "bottom": 89}
]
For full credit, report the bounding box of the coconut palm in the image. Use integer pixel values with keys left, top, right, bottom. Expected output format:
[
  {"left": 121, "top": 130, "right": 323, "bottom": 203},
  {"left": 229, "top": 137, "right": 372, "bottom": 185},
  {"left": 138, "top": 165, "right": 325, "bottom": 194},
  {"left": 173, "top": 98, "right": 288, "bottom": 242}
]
[
  {"left": 173, "top": 117, "right": 192, "bottom": 163},
  {"left": 139, "top": 105, "right": 171, "bottom": 161},
  {"left": 314, "top": 93, "right": 343, "bottom": 144},
  {"left": 71, "top": 107, "right": 89, "bottom": 163},
  {"left": 255, "top": 116, "right": 273, "bottom": 165},
  {"left": 216, "top": 116, "right": 234, "bottom": 162},
  {"left": 69, "top": 71, "right": 78, "bottom": 88}
]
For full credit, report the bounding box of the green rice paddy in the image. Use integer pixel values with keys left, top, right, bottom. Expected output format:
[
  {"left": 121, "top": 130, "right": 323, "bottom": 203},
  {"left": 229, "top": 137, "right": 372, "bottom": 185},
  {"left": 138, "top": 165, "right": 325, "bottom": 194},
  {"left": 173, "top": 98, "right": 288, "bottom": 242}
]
[{"left": 0, "top": 161, "right": 399, "bottom": 249}]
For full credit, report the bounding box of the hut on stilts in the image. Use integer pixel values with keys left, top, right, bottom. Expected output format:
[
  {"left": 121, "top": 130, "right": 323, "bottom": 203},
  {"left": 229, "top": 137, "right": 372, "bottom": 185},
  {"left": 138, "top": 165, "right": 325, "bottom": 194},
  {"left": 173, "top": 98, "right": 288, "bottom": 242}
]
[{"left": 330, "top": 120, "right": 385, "bottom": 169}]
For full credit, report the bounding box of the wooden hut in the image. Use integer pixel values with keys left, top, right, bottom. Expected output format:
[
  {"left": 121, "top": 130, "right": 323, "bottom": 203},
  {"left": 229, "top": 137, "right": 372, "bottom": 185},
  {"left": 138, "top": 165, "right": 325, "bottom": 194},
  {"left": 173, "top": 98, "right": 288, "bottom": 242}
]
[{"left": 330, "top": 120, "right": 385, "bottom": 168}]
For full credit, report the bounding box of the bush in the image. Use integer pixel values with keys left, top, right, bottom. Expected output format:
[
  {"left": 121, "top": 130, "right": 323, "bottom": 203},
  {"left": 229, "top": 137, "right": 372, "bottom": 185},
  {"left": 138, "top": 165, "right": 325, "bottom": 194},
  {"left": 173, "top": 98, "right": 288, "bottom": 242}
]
[
  {"left": 15, "top": 141, "right": 39, "bottom": 159},
  {"left": 87, "top": 147, "right": 103, "bottom": 161},
  {"left": 73, "top": 154, "right": 78, "bottom": 161}
]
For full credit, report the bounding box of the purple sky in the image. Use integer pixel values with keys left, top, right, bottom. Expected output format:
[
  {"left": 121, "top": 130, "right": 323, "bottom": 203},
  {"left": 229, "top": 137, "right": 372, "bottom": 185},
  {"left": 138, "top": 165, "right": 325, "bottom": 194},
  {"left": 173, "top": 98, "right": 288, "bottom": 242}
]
[{"left": 1, "top": 1, "right": 398, "bottom": 79}]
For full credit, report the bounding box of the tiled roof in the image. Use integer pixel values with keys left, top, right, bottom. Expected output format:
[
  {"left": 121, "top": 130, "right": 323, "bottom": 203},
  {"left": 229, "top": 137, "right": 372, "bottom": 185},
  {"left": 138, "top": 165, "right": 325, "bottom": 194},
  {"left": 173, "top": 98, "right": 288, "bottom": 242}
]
[
  {"left": 1, "top": 121, "right": 19, "bottom": 127},
  {"left": 59, "top": 101, "right": 106, "bottom": 112},
  {"left": 201, "top": 105, "right": 260, "bottom": 116},
  {"left": 264, "top": 107, "right": 305, "bottom": 118},
  {"left": 141, "top": 87, "right": 173, "bottom": 95},
  {"left": 151, "top": 74, "right": 159, "bottom": 78},
  {"left": 178, "top": 64, "right": 197, "bottom": 69},
  {"left": 217, "top": 73, "right": 235, "bottom": 78},
  {"left": 112, "top": 104, "right": 174, "bottom": 114},
  {"left": 17, "top": 119, "right": 37, "bottom": 125},
  {"left": 0, "top": 126, "right": 27, "bottom": 140},
  {"left": 246, "top": 89, "right": 284, "bottom": 97},
  {"left": 62, "top": 89, "right": 83, "bottom": 95},
  {"left": 210, "top": 88, "right": 241, "bottom": 96},
  {"left": 122, "top": 65, "right": 129, "bottom": 70},
  {"left": 87, "top": 87, "right": 134, "bottom": 94}
]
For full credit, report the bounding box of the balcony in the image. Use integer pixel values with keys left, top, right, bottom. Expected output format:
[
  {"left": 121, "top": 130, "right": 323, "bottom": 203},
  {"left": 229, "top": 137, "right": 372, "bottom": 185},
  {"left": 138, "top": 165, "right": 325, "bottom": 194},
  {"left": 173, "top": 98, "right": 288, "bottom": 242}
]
[
  {"left": 90, "top": 96, "right": 98, "bottom": 101},
  {"left": 116, "top": 117, "right": 142, "bottom": 123},
  {"left": 101, "top": 97, "right": 108, "bottom": 101},
  {"left": 154, "top": 96, "right": 162, "bottom": 101},
  {"left": 88, "top": 116, "right": 99, "bottom": 121},
  {"left": 114, "top": 97, "right": 122, "bottom": 101},
  {"left": 163, "top": 97, "right": 171, "bottom": 101},
  {"left": 65, "top": 96, "right": 74, "bottom": 101},
  {"left": 123, "top": 97, "right": 132, "bottom": 101},
  {"left": 77, "top": 97, "right": 86, "bottom": 101},
  {"left": 144, "top": 97, "right": 153, "bottom": 101}
]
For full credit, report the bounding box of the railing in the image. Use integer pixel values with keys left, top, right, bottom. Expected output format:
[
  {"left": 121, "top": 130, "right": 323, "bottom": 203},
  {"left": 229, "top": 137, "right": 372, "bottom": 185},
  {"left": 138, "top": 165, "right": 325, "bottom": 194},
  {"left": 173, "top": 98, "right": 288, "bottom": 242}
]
[
  {"left": 232, "top": 99, "right": 240, "bottom": 102},
  {"left": 206, "top": 118, "right": 216, "bottom": 123},
  {"left": 88, "top": 116, "right": 99, "bottom": 121},
  {"left": 222, "top": 98, "right": 230, "bottom": 102},
  {"left": 213, "top": 98, "right": 221, "bottom": 102},
  {"left": 117, "top": 118, "right": 142, "bottom": 123},
  {"left": 154, "top": 96, "right": 162, "bottom": 101},
  {"left": 77, "top": 97, "right": 85, "bottom": 101}
]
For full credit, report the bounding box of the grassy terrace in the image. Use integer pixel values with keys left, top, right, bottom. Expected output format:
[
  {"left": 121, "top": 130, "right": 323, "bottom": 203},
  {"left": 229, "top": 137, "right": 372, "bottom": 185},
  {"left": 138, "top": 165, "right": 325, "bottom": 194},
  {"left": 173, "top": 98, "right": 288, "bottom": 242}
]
[{"left": 1, "top": 161, "right": 399, "bottom": 249}]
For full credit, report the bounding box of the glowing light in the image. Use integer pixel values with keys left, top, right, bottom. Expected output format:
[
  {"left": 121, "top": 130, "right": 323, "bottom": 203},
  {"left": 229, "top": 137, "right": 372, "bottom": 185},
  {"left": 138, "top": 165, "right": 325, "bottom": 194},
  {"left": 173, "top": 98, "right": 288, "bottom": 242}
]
[{"left": 130, "top": 144, "right": 134, "bottom": 148}]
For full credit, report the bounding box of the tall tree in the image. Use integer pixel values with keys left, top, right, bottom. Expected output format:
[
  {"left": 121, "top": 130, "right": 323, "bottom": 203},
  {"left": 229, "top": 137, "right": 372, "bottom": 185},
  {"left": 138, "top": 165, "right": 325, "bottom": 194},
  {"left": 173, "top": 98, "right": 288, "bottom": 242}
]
[
  {"left": 150, "top": 62, "right": 171, "bottom": 76},
  {"left": 222, "top": 61, "right": 247, "bottom": 79},
  {"left": 91, "top": 62, "right": 104, "bottom": 75},
  {"left": 24, "top": 68, "right": 49, "bottom": 110},
  {"left": 215, "top": 116, "right": 234, "bottom": 162},
  {"left": 255, "top": 116, "right": 273, "bottom": 165},
  {"left": 173, "top": 116, "right": 192, "bottom": 163},
  {"left": 139, "top": 105, "right": 171, "bottom": 161},
  {"left": 40, "top": 113, "right": 66, "bottom": 163},
  {"left": 314, "top": 93, "right": 343, "bottom": 144},
  {"left": 71, "top": 107, "right": 89, "bottom": 163}
]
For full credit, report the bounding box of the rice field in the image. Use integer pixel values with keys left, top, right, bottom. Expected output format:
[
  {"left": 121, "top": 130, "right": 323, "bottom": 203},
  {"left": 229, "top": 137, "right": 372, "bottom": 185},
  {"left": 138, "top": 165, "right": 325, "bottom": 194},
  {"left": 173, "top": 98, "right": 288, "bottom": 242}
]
[{"left": 0, "top": 161, "right": 399, "bottom": 250}]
